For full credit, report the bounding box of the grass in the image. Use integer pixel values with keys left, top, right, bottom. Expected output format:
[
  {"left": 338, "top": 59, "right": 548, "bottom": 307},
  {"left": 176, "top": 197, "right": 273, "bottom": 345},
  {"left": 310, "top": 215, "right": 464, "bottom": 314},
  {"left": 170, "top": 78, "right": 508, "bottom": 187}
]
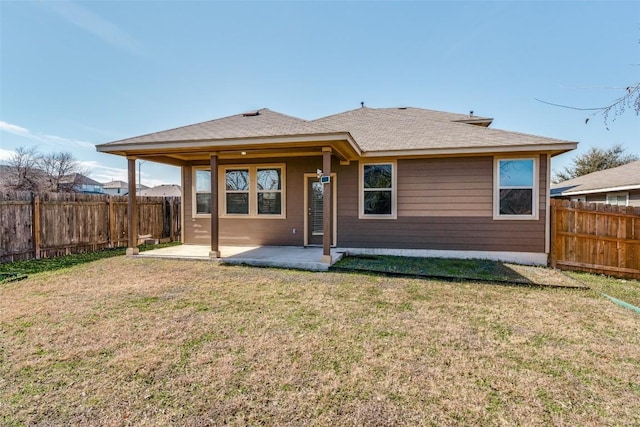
[
  {"left": 0, "top": 242, "right": 181, "bottom": 277},
  {"left": 1, "top": 256, "right": 639, "bottom": 426},
  {"left": 333, "top": 255, "right": 524, "bottom": 282}
]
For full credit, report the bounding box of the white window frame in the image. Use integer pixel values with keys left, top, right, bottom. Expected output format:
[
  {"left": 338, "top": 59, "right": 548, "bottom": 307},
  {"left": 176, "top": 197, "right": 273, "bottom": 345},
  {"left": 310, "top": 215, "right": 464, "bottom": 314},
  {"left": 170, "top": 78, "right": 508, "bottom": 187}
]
[
  {"left": 192, "top": 167, "right": 212, "bottom": 218},
  {"left": 493, "top": 157, "right": 539, "bottom": 220},
  {"left": 219, "top": 164, "right": 286, "bottom": 219},
  {"left": 359, "top": 161, "right": 397, "bottom": 219},
  {"left": 606, "top": 192, "right": 629, "bottom": 206}
]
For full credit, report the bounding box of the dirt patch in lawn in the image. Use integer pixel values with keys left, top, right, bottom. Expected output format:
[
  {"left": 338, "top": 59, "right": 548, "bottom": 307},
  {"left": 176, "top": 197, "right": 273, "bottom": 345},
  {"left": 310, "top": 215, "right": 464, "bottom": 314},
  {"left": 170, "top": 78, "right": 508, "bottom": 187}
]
[{"left": 1, "top": 257, "right": 638, "bottom": 426}]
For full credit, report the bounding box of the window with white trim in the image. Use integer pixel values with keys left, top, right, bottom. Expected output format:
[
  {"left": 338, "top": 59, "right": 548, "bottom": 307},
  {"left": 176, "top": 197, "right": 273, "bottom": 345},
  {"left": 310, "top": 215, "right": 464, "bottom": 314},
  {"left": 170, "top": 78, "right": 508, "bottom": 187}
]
[
  {"left": 194, "top": 169, "right": 211, "bottom": 215},
  {"left": 360, "top": 162, "right": 396, "bottom": 218},
  {"left": 606, "top": 192, "right": 628, "bottom": 206},
  {"left": 495, "top": 158, "right": 538, "bottom": 219}
]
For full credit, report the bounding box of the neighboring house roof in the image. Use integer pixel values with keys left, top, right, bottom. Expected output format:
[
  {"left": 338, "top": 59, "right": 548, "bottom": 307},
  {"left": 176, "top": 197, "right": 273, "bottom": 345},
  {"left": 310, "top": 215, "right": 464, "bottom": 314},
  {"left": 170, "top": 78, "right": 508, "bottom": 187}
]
[
  {"left": 59, "top": 173, "right": 103, "bottom": 187},
  {"left": 551, "top": 161, "right": 640, "bottom": 197},
  {"left": 96, "top": 106, "right": 577, "bottom": 162},
  {"left": 139, "top": 184, "right": 182, "bottom": 197},
  {"left": 102, "top": 180, "right": 129, "bottom": 189},
  {"left": 102, "top": 180, "right": 148, "bottom": 190}
]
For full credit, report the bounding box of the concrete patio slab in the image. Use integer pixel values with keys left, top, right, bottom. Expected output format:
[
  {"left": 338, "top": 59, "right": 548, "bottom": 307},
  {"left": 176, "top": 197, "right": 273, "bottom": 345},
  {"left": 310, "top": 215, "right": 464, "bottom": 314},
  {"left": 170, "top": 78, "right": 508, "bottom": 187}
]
[{"left": 136, "top": 245, "right": 344, "bottom": 271}]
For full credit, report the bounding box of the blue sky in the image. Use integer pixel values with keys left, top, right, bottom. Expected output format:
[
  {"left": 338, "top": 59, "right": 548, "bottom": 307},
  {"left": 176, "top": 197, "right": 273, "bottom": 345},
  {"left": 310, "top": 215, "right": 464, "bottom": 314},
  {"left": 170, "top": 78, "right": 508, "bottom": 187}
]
[{"left": 1, "top": 0, "right": 638, "bottom": 187}]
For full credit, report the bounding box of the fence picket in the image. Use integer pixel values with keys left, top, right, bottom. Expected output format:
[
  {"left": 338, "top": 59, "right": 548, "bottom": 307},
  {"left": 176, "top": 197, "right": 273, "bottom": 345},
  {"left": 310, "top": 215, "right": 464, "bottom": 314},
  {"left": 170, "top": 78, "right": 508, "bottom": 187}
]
[
  {"left": 0, "top": 191, "right": 181, "bottom": 263},
  {"left": 551, "top": 199, "right": 640, "bottom": 279}
]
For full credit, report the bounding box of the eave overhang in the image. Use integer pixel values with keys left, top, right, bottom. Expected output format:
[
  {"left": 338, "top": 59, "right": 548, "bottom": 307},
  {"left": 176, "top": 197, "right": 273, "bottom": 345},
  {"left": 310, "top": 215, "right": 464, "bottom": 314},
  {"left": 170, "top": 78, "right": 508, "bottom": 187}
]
[
  {"left": 358, "top": 142, "right": 578, "bottom": 159},
  {"left": 96, "top": 132, "right": 362, "bottom": 165}
]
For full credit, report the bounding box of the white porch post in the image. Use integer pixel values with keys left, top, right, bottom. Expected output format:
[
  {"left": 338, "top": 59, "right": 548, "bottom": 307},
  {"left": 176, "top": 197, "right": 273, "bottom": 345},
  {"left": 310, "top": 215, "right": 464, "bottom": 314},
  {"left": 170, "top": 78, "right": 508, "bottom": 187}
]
[{"left": 322, "top": 147, "right": 332, "bottom": 264}]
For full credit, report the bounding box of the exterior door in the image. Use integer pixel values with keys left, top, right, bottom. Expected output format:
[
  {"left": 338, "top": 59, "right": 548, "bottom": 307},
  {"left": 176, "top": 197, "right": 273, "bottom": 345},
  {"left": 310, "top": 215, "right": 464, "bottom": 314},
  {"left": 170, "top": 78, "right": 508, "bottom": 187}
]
[
  {"left": 307, "top": 178, "right": 325, "bottom": 245},
  {"left": 305, "top": 174, "right": 336, "bottom": 246}
]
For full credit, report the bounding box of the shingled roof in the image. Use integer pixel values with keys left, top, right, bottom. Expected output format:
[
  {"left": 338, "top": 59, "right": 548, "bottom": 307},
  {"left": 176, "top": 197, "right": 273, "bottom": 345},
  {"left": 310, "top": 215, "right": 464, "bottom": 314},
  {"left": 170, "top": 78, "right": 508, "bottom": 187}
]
[
  {"left": 312, "top": 106, "right": 570, "bottom": 153},
  {"left": 97, "top": 105, "right": 576, "bottom": 158},
  {"left": 551, "top": 160, "right": 640, "bottom": 196},
  {"left": 100, "top": 109, "right": 338, "bottom": 146}
]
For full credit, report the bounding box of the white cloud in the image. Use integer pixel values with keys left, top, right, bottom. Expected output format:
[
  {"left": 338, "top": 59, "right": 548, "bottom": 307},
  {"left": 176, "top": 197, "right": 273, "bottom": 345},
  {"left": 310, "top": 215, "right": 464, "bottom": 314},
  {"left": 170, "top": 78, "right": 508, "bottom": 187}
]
[
  {"left": 0, "top": 121, "right": 30, "bottom": 137},
  {"left": 80, "top": 160, "right": 170, "bottom": 187},
  {"left": 0, "top": 148, "right": 15, "bottom": 162},
  {"left": 0, "top": 120, "right": 96, "bottom": 150},
  {"left": 80, "top": 160, "right": 128, "bottom": 183},
  {"left": 48, "top": 1, "right": 143, "bottom": 55}
]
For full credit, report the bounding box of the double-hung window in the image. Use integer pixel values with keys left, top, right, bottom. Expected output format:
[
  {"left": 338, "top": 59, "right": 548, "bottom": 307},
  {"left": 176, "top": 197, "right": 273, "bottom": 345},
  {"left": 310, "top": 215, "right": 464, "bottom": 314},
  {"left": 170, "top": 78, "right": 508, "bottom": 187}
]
[
  {"left": 360, "top": 162, "right": 396, "bottom": 218},
  {"left": 194, "top": 169, "right": 212, "bottom": 215},
  {"left": 256, "top": 168, "right": 282, "bottom": 215},
  {"left": 225, "top": 169, "right": 250, "bottom": 214},
  {"left": 494, "top": 158, "right": 538, "bottom": 219},
  {"left": 606, "top": 192, "right": 628, "bottom": 206},
  {"left": 193, "top": 165, "right": 285, "bottom": 218}
]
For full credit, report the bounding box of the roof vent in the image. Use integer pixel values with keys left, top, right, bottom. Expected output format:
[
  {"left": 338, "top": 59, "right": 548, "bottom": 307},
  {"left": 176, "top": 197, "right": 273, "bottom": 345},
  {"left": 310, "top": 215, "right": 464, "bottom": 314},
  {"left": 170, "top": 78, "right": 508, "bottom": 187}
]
[
  {"left": 242, "top": 110, "right": 260, "bottom": 117},
  {"left": 398, "top": 107, "right": 407, "bottom": 110},
  {"left": 469, "top": 110, "right": 474, "bottom": 117}
]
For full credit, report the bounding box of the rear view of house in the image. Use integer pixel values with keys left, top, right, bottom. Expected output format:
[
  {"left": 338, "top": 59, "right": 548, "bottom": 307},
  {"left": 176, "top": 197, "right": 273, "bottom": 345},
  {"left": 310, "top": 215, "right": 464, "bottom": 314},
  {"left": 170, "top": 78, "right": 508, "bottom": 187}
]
[{"left": 96, "top": 106, "right": 577, "bottom": 266}]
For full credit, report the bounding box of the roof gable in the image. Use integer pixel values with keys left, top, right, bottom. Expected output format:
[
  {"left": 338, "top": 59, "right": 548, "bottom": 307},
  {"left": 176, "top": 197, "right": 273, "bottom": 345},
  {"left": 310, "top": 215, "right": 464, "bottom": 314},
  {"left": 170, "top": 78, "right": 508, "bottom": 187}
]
[
  {"left": 312, "top": 106, "right": 572, "bottom": 153},
  {"left": 102, "top": 108, "right": 336, "bottom": 146},
  {"left": 551, "top": 160, "right": 640, "bottom": 195}
]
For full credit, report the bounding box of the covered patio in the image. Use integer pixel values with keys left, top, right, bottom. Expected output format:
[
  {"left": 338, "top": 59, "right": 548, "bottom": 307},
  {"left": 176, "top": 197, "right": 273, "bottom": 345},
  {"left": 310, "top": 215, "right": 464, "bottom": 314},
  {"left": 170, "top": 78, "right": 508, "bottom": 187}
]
[{"left": 136, "top": 245, "right": 345, "bottom": 272}]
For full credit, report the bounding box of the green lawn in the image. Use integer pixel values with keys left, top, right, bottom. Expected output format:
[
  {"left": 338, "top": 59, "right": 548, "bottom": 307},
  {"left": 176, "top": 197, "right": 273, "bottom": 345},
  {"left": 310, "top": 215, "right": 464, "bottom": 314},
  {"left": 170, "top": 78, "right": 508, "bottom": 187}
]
[{"left": 1, "top": 256, "right": 639, "bottom": 426}]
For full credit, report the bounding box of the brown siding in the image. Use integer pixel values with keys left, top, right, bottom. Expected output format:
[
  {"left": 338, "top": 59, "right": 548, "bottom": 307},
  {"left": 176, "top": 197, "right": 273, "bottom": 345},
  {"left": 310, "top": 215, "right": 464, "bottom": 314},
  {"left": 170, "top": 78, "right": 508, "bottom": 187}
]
[
  {"left": 183, "top": 154, "right": 548, "bottom": 254},
  {"left": 397, "top": 157, "right": 493, "bottom": 216},
  {"left": 337, "top": 155, "right": 547, "bottom": 253},
  {"left": 183, "top": 157, "right": 332, "bottom": 246}
]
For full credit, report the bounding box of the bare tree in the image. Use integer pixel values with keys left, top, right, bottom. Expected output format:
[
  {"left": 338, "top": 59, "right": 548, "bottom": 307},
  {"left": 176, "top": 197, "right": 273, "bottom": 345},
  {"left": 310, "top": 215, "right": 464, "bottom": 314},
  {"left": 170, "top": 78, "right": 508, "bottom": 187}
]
[
  {"left": 40, "top": 151, "right": 86, "bottom": 192},
  {"left": 536, "top": 82, "right": 640, "bottom": 129},
  {"left": 4, "top": 146, "right": 44, "bottom": 192},
  {"left": 553, "top": 144, "right": 639, "bottom": 183},
  {"left": 3, "top": 147, "right": 87, "bottom": 192}
]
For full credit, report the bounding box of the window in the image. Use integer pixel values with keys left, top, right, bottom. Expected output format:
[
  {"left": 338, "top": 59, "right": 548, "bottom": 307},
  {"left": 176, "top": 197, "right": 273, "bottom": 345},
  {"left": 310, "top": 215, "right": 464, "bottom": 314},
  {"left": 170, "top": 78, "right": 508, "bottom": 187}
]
[
  {"left": 495, "top": 158, "right": 537, "bottom": 219},
  {"left": 225, "top": 169, "right": 249, "bottom": 214},
  {"left": 360, "top": 162, "right": 396, "bottom": 218},
  {"left": 193, "top": 165, "right": 285, "bottom": 217},
  {"left": 606, "top": 192, "right": 628, "bottom": 206},
  {"left": 195, "top": 169, "right": 211, "bottom": 215},
  {"left": 257, "top": 168, "right": 282, "bottom": 215}
]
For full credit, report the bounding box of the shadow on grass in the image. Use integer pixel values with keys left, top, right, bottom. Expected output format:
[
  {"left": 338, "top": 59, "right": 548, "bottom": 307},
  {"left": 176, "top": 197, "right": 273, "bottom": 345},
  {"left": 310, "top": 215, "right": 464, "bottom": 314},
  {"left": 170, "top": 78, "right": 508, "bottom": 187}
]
[{"left": 331, "top": 255, "right": 588, "bottom": 289}]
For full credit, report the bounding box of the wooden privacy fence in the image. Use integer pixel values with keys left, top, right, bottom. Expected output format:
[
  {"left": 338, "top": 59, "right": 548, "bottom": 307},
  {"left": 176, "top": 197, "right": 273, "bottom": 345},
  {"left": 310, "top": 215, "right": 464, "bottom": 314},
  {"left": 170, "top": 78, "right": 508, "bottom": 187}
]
[
  {"left": 0, "top": 191, "right": 181, "bottom": 263},
  {"left": 550, "top": 199, "right": 640, "bottom": 280}
]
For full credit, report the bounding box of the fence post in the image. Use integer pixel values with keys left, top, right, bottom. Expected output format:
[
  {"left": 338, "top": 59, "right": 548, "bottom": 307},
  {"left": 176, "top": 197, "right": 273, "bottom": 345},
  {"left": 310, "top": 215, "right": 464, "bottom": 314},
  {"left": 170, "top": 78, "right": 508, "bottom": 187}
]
[
  {"left": 108, "top": 195, "right": 115, "bottom": 248},
  {"left": 169, "top": 198, "right": 175, "bottom": 242},
  {"left": 32, "top": 194, "right": 41, "bottom": 259}
]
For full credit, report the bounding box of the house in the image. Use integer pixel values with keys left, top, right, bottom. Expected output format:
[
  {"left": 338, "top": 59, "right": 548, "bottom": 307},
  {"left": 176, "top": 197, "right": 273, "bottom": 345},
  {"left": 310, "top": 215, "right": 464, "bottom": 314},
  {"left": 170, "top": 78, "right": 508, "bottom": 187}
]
[
  {"left": 58, "top": 173, "right": 104, "bottom": 194},
  {"left": 96, "top": 106, "right": 577, "bottom": 265},
  {"left": 551, "top": 160, "right": 640, "bottom": 206},
  {"left": 140, "top": 184, "right": 182, "bottom": 197},
  {"left": 102, "top": 180, "right": 130, "bottom": 195}
]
